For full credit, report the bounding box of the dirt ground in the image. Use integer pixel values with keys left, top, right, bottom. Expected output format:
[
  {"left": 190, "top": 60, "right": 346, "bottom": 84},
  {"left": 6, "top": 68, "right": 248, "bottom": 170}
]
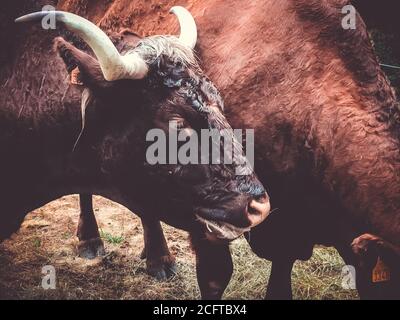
[{"left": 0, "top": 196, "right": 358, "bottom": 300}]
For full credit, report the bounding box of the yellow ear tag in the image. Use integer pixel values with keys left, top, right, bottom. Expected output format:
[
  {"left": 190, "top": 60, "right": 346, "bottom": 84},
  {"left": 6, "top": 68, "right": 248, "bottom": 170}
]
[
  {"left": 372, "top": 257, "right": 391, "bottom": 283},
  {"left": 70, "top": 67, "right": 83, "bottom": 85}
]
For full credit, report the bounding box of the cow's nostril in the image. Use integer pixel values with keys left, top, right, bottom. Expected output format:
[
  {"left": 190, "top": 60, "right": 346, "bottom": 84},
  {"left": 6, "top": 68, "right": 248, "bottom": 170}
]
[
  {"left": 246, "top": 193, "right": 271, "bottom": 227},
  {"left": 253, "top": 192, "right": 268, "bottom": 203},
  {"left": 247, "top": 202, "right": 259, "bottom": 215}
]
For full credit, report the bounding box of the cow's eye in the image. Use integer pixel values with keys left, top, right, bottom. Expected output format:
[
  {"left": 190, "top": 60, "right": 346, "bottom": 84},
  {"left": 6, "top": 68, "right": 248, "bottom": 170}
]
[
  {"left": 169, "top": 116, "right": 186, "bottom": 129},
  {"left": 176, "top": 122, "right": 185, "bottom": 129}
]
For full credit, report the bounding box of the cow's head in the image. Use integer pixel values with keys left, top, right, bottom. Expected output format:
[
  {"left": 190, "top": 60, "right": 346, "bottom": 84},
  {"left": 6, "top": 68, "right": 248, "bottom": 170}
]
[{"left": 16, "top": 7, "right": 270, "bottom": 241}]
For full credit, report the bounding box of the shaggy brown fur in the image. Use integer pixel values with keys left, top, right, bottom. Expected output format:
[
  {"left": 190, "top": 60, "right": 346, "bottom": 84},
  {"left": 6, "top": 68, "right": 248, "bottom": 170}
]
[{"left": 193, "top": 0, "right": 400, "bottom": 298}]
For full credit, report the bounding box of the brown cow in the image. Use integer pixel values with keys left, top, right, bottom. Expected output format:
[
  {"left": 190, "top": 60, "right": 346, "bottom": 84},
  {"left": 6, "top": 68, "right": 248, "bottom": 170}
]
[
  {"left": 1, "top": 3, "right": 271, "bottom": 299},
  {"left": 199, "top": 0, "right": 400, "bottom": 299},
  {"left": 71, "top": 0, "right": 400, "bottom": 299}
]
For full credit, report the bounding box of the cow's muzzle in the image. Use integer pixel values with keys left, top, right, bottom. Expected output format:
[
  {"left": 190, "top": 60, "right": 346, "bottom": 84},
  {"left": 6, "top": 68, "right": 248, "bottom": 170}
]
[{"left": 196, "top": 192, "right": 271, "bottom": 241}]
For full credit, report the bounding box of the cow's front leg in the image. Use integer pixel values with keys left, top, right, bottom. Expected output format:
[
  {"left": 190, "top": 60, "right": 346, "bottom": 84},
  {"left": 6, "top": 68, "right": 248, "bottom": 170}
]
[
  {"left": 76, "top": 194, "right": 105, "bottom": 259},
  {"left": 266, "top": 259, "right": 294, "bottom": 300},
  {"left": 191, "top": 236, "right": 233, "bottom": 300},
  {"left": 141, "top": 217, "right": 176, "bottom": 280}
]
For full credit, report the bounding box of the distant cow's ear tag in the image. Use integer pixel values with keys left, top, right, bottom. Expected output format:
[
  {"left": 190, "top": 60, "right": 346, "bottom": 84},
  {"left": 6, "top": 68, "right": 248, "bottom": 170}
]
[
  {"left": 372, "top": 256, "right": 391, "bottom": 283},
  {"left": 70, "top": 67, "right": 83, "bottom": 85}
]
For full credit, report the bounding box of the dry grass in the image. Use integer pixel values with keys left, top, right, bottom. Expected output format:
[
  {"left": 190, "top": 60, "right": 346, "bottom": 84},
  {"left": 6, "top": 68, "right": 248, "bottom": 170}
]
[{"left": 0, "top": 196, "right": 358, "bottom": 300}]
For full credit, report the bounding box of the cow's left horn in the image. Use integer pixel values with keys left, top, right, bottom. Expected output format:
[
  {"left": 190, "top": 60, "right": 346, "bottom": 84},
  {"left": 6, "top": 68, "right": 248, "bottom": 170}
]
[
  {"left": 15, "top": 11, "right": 148, "bottom": 81},
  {"left": 170, "top": 6, "right": 197, "bottom": 49}
]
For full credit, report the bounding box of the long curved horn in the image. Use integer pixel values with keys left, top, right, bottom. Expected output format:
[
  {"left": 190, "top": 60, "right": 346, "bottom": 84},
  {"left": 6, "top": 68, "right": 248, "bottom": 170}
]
[
  {"left": 15, "top": 11, "right": 148, "bottom": 81},
  {"left": 169, "top": 6, "right": 197, "bottom": 49}
]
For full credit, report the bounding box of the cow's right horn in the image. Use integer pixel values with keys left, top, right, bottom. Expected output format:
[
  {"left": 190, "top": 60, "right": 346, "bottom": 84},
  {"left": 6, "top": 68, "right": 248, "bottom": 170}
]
[
  {"left": 15, "top": 11, "right": 148, "bottom": 81},
  {"left": 170, "top": 6, "right": 197, "bottom": 50}
]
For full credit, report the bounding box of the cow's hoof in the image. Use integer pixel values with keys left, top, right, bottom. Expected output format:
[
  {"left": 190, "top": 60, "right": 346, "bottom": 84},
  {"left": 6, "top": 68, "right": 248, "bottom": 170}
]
[
  {"left": 351, "top": 233, "right": 383, "bottom": 255},
  {"left": 146, "top": 255, "right": 177, "bottom": 281},
  {"left": 77, "top": 237, "right": 106, "bottom": 259}
]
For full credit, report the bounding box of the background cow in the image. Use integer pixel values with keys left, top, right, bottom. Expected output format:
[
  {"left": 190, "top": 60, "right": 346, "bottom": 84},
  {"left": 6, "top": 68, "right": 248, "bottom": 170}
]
[{"left": 197, "top": 0, "right": 400, "bottom": 299}]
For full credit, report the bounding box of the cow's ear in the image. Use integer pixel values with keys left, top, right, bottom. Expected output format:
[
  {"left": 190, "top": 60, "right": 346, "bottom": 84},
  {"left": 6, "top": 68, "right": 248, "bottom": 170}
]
[
  {"left": 119, "top": 29, "right": 142, "bottom": 43},
  {"left": 54, "top": 37, "right": 111, "bottom": 89},
  {"left": 107, "top": 29, "right": 142, "bottom": 52}
]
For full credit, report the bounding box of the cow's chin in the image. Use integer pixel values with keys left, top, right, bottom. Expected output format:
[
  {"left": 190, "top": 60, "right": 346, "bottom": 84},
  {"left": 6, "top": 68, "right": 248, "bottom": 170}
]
[{"left": 195, "top": 215, "right": 250, "bottom": 241}]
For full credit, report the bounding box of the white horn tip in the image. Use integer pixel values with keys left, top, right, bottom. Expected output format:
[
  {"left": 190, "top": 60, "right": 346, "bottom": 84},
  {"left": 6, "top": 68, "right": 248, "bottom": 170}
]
[
  {"left": 169, "top": 6, "right": 182, "bottom": 15},
  {"left": 169, "top": 6, "right": 197, "bottom": 50}
]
